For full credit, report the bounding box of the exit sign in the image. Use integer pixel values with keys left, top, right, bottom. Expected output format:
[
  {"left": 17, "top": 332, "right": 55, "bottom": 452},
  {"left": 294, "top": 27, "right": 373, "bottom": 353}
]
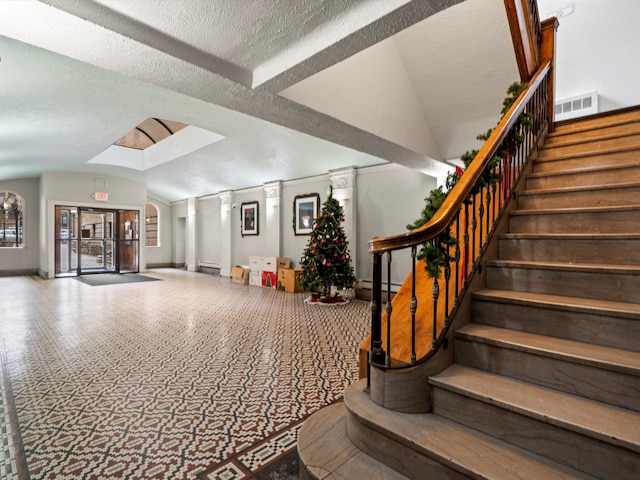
[{"left": 94, "top": 192, "right": 109, "bottom": 201}]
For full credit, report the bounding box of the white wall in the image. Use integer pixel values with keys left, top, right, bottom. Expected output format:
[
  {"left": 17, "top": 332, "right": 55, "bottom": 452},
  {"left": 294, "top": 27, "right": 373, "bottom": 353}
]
[
  {"left": 279, "top": 37, "right": 441, "bottom": 160},
  {"left": 357, "top": 164, "right": 438, "bottom": 285},
  {"left": 145, "top": 196, "right": 173, "bottom": 267},
  {"left": 538, "top": 0, "right": 640, "bottom": 113},
  {"left": 0, "top": 177, "right": 40, "bottom": 274},
  {"left": 197, "top": 195, "right": 221, "bottom": 266}
]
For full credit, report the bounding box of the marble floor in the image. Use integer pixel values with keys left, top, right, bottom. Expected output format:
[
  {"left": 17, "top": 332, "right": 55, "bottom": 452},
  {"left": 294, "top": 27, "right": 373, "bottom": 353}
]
[{"left": 0, "top": 269, "right": 369, "bottom": 479}]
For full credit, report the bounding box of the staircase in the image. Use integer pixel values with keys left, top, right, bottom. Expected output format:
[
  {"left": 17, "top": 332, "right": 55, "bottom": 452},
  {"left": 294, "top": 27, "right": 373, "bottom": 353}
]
[{"left": 298, "top": 109, "right": 640, "bottom": 479}]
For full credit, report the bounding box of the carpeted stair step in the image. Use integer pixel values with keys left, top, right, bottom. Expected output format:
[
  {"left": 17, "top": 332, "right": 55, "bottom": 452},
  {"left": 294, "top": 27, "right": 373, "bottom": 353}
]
[
  {"left": 508, "top": 205, "right": 640, "bottom": 234},
  {"left": 526, "top": 162, "right": 640, "bottom": 189},
  {"left": 518, "top": 182, "right": 640, "bottom": 209},
  {"left": 430, "top": 364, "right": 640, "bottom": 480},
  {"left": 498, "top": 233, "right": 640, "bottom": 264},
  {"left": 339, "top": 379, "right": 596, "bottom": 480},
  {"left": 472, "top": 289, "right": 640, "bottom": 352},
  {"left": 486, "top": 259, "right": 640, "bottom": 303},
  {"left": 454, "top": 324, "right": 640, "bottom": 412}
]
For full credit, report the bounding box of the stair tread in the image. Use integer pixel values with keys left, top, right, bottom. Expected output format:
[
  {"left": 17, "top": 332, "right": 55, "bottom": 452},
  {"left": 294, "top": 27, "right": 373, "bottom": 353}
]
[
  {"left": 537, "top": 143, "right": 640, "bottom": 161},
  {"left": 500, "top": 232, "right": 640, "bottom": 239},
  {"left": 511, "top": 204, "right": 640, "bottom": 215},
  {"left": 344, "top": 381, "right": 596, "bottom": 480},
  {"left": 551, "top": 110, "right": 640, "bottom": 136},
  {"left": 528, "top": 160, "right": 640, "bottom": 177},
  {"left": 473, "top": 288, "right": 640, "bottom": 319},
  {"left": 520, "top": 181, "right": 640, "bottom": 196},
  {"left": 298, "top": 402, "right": 411, "bottom": 480},
  {"left": 487, "top": 259, "right": 640, "bottom": 274},
  {"left": 456, "top": 323, "right": 640, "bottom": 376},
  {"left": 431, "top": 364, "right": 640, "bottom": 451},
  {"left": 543, "top": 128, "right": 640, "bottom": 148}
]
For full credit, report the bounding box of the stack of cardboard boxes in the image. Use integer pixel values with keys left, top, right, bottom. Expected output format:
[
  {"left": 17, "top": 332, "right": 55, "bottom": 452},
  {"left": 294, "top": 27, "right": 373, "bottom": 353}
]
[{"left": 230, "top": 257, "right": 303, "bottom": 293}]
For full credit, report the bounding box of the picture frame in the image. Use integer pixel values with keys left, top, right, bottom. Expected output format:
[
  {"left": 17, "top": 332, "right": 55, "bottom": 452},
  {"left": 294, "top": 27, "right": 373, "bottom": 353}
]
[
  {"left": 293, "top": 193, "right": 320, "bottom": 236},
  {"left": 241, "top": 201, "right": 259, "bottom": 236}
]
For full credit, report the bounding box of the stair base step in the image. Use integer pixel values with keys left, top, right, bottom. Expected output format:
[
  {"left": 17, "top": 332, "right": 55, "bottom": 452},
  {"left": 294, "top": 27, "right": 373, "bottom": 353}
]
[
  {"left": 431, "top": 365, "right": 640, "bottom": 480},
  {"left": 298, "top": 401, "right": 409, "bottom": 480},
  {"left": 341, "top": 380, "right": 597, "bottom": 479}
]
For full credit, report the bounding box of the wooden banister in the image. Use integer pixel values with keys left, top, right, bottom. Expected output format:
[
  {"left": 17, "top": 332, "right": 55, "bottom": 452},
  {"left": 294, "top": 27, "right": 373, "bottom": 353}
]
[{"left": 368, "top": 62, "right": 551, "bottom": 255}]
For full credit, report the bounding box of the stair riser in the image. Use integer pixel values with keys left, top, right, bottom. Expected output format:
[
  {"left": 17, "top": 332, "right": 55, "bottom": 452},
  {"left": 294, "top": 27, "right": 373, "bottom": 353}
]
[
  {"left": 538, "top": 135, "right": 640, "bottom": 159},
  {"left": 486, "top": 264, "right": 640, "bottom": 303},
  {"left": 456, "top": 338, "right": 640, "bottom": 412},
  {"left": 533, "top": 151, "right": 640, "bottom": 174},
  {"left": 527, "top": 166, "right": 640, "bottom": 190},
  {"left": 509, "top": 210, "right": 640, "bottom": 234},
  {"left": 499, "top": 237, "right": 640, "bottom": 264},
  {"left": 472, "top": 297, "right": 640, "bottom": 353},
  {"left": 345, "top": 410, "right": 466, "bottom": 480},
  {"left": 432, "top": 388, "right": 640, "bottom": 480},
  {"left": 544, "top": 123, "right": 640, "bottom": 147},
  {"left": 519, "top": 186, "right": 640, "bottom": 209},
  {"left": 552, "top": 111, "right": 640, "bottom": 136}
]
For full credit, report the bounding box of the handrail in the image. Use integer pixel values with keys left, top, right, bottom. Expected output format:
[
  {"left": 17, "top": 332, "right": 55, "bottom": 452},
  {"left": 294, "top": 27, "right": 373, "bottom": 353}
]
[
  {"left": 366, "top": 60, "right": 552, "bottom": 374},
  {"left": 368, "top": 61, "right": 550, "bottom": 255}
]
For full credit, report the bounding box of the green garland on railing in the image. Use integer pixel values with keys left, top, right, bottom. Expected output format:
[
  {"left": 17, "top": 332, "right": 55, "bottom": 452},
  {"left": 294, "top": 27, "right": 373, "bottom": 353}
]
[{"left": 407, "top": 81, "right": 529, "bottom": 280}]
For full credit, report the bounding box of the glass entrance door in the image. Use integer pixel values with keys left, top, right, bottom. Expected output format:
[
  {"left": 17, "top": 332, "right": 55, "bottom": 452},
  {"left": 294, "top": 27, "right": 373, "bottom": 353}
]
[
  {"left": 54, "top": 206, "right": 140, "bottom": 276},
  {"left": 118, "top": 210, "right": 139, "bottom": 273},
  {"left": 55, "top": 206, "right": 78, "bottom": 276},
  {"left": 79, "top": 209, "right": 116, "bottom": 274}
]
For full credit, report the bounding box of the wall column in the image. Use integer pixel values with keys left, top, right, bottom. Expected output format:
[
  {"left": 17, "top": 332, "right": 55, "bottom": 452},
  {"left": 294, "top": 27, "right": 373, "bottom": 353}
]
[
  {"left": 263, "top": 181, "right": 282, "bottom": 257},
  {"left": 186, "top": 197, "right": 197, "bottom": 271},
  {"left": 330, "top": 168, "right": 357, "bottom": 277},
  {"left": 219, "top": 191, "right": 233, "bottom": 277}
]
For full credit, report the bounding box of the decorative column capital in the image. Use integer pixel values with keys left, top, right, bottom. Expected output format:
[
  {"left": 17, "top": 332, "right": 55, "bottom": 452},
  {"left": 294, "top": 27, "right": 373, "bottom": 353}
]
[
  {"left": 330, "top": 167, "right": 356, "bottom": 190},
  {"left": 264, "top": 181, "right": 282, "bottom": 199}
]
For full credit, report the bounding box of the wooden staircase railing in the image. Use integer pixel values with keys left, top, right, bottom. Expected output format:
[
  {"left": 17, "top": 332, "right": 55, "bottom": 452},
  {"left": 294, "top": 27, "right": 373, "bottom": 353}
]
[
  {"left": 364, "top": 2, "right": 559, "bottom": 391},
  {"left": 367, "top": 61, "right": 552, "bottom": 379}
]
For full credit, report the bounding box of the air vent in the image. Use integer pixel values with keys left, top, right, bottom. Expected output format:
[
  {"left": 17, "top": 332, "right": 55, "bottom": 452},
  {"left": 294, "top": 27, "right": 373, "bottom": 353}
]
[{"left": 554, "top": 91, "right": 598, "bottom": 121}]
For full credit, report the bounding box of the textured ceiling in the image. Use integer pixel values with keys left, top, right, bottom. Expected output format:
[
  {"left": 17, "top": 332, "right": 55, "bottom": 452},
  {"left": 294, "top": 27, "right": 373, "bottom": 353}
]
[{"left": 0, "top": 0, "right": 518, "bottom": 203}]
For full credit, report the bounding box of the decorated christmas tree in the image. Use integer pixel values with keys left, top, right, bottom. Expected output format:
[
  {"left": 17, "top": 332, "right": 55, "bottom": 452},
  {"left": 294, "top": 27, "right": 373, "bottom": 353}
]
[{"left": 299, "top": 187, "right": 356, "bottom": 301}]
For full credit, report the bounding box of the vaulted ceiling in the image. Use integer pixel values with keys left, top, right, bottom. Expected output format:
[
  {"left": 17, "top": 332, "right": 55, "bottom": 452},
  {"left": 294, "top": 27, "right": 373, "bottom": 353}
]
[{"left": 0, "top": 0, "right": 519, "bottom": 202}]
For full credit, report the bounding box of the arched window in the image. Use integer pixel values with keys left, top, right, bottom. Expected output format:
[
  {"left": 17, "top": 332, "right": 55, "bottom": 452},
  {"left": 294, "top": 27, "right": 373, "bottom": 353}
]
[
  {"left": 0, "top": 192, "right": 24, "bottom": 248},
  {"left": 145, "top": 203, "right": 159, "bottom": 247}
]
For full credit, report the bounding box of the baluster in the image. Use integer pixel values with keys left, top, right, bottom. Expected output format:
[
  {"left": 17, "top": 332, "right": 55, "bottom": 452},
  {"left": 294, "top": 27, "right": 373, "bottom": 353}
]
[
  {"left": 478, "top": 186, "right": 485, "bottom": 250},
  {"left": 485, "top": 185, "right": 491, "bottom": 241},
  {"left": 454, "top": 213, "right": 461, "bottom": 304},
  {"left": 432, "top": 275, "right": 439, "bottom": 350},
  {"left": 444, "top": 259, "right": 451, "bottom": 328},
  {"left": 463, "top": 201, "right": 470, "bottom": 284},
  {"left": 385, "top": 251, "right": 392, "bottom": 367},
  {"left": 370, "top": 253, "right": 384, "bottom": 371},
  {"left": 410, "top": 246, "right": 417, "bottom": 365},
  {"left": 471, "top": 196, "right": 477, "bottom": 265}
]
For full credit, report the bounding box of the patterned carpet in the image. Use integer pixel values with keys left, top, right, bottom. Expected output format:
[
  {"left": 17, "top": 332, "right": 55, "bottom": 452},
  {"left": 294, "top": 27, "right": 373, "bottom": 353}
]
[{"left": 0, "top": 269, "right": 369, "bottom": 479}]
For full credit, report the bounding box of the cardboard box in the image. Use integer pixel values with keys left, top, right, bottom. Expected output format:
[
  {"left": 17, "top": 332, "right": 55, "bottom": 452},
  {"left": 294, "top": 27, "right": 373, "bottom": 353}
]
[
  {"left": 262, "top": 271, "right": 277, "bottom": 288},
  {"left": 277, "top": 257, "right": 290, "bottom": 270},
  {"left": 278, "top": 268, "right": 303, "bottom": 293},
  {"left": 230, "top": 265, "right": 249, "bottom": 285}
]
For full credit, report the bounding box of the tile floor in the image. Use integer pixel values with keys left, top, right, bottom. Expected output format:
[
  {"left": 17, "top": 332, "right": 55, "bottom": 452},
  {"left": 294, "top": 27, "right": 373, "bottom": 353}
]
[{"left": 0, "top": 269, "right": 369, "bottom": 479}]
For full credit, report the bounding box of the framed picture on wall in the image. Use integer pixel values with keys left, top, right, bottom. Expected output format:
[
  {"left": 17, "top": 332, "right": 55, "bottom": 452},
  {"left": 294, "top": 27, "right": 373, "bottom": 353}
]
[
  {"left": 241, "top": 201, "right": 259, "bottom": 236},
  {"left": 293, "top": 193, "right": 320, "bottom": 236}
]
